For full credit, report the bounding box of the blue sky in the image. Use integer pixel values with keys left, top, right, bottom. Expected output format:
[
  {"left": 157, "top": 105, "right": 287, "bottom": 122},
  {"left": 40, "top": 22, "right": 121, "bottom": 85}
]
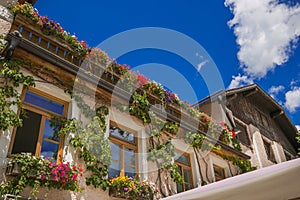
[{"left": 34, "top": 0, "right": 300, "bottom": 128}]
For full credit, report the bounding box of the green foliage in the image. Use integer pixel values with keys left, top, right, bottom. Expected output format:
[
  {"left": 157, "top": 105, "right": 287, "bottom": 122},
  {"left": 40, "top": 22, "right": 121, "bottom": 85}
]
[
  {"left": 168, "top": 164, "right": 184, "bottom": 184},
  {"left": 231, "top": 137, "right": 242, "bottom": 151},
  {"left": 148, "top": 139, "right": 183, "bottom": 184},
  {"left": 163, "top": 121, "right": 179, "bottom": 135},
  {"left": 148, "top": 141, "right": 174, "bottom": 167},
  {"left": 52, "top": 107, "right": 111, "bottom": 189},
  {"left": 183, "top": 131, "right": 206, "bottom": 148},
  {"left": 108, "top": 176, "right": 158, "bottom": 200},
  {"left": 0, "top": 34, "right": 7, "bottom": 51},
  {"left": 129, "top": 91, "right": 150, "bottom": 123},
  {"left": 0, "top": 60, "right": 35, "bottom": 131},
  {"left": 215, "top": 152, "right": 256, "bottom": 174}
]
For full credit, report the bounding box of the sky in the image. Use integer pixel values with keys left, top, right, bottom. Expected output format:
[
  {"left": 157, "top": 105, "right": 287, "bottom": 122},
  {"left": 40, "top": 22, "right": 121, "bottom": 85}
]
[{"left": 34, "top": 0, "right": 300, "bottom": 129}]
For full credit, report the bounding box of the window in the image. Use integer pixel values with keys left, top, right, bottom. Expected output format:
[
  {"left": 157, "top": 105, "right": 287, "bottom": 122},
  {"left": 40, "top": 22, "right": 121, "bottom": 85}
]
[
  {"left": 255, "top": 109, "right": 269, "bottom": 128},
  {"left": 263, "top": 139, "right": 276, "bottom": 163},
  {"left": 235, "top": 121, "right": 251, "bottom": 146},
  {"left": 9, "top": 89, "right": 67, "bottom": 162},
  {"left": 109, "top": 124, "right": 137, "bottom": 178},
  {"left": 175, "top": 152, "right": 193, "bottom": 193},
  {"left": 213, "top": 164, "right": 226, "bottom": 181}
]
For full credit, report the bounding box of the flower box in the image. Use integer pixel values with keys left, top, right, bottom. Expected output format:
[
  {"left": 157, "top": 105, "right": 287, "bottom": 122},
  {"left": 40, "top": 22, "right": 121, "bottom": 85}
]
[
  {"left": 109, "top": 185, "right": 133, "bottom": 199},
  {"left": 10, "top": 13, "right": 86, "bottom": 66}
]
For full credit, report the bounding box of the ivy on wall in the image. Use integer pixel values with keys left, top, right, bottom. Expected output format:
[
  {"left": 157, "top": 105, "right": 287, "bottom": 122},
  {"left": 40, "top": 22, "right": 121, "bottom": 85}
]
[
  {"left": 0, "top": 60, "right": 35, "bottom": 131},
  {"left": 52, "top": 114, "right": 111, "bottom": 190}
]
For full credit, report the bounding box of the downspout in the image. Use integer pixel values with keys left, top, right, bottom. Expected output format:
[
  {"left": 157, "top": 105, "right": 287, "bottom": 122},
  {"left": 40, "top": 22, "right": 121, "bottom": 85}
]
[{"left": 0, "top": 30, "right": 22, "bottom": 61}]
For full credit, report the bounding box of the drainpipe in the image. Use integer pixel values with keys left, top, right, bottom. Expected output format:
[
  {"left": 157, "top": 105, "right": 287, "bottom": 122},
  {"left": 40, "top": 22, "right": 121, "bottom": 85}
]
[{"left": 0, "top": 30, "right": 22, "bottom": 61}]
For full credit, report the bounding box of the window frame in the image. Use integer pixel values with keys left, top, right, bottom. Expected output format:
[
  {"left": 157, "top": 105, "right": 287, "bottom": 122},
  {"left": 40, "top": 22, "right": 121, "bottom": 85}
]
[
  {"left": 262, "top": 138, "right": 276, "bottom": 163},
  {"left": 108, "top": 121, "right": 138, "bottom": 178},
  {"left": 174, "top": 150, "right": 194, "bottom": 193},
  {"left": 8, "top": 87, "right": 68, "bottom": 162},
  {"left": 209, "top": 155, "right": 230, "bottom": 182},
  {"left": 213, "top": 164, "right": 226, "bottom": 181}
]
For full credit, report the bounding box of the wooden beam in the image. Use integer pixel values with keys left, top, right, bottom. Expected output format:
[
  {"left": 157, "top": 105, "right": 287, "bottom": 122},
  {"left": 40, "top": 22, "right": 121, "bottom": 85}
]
[
  {"left": 270, "top": 110, "right": 284, "bottom": 119},
  {"left": 227, "top": 93, "right": 238, "bottom": 101},
  {"left": 244, "top": 88, "right": 258, "bottom": 97}
]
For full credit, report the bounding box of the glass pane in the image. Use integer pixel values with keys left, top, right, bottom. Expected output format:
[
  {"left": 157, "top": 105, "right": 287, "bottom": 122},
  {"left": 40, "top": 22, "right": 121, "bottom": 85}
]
[
  {"left": 124, "top": 165, "right": 135, "bottom": 178},
  {"left": 24, "top": 91, "right": 64, "bottom": 115},
  {"left": 43, "top": 119, "right": 59, "bottom": 141},
  {"left": 175, "top": 152, "right": 189, "bottom": 165},
  {"left": 185, "top": 183, "right": 191, "bottom": 190},
  {"left": 176, "top": 183, "right": 183, "bottom": 193},
  {"left": 41, "top": 140, "right": 59, "bottom": 161},
  {"left": 109, "top": 160, "right": 120, "bottom": 178},
  {"left": 110, "top": 125, "right": 134, "bottom": 143},
  {"left": 124, "top": 147, "right": 135, "bottom": 165},
  {"left": 12, "top": 110, "right": 41, "bottom": 155},
  {"left": 177, "top": 165, "right": 182, "bottom": 174},
  {"left": 109, "top": 142, "right": 121, "bottom": 177},
  {"left": 213, "top": 165, "right": 225, "bottom": 180},
  {"left": 110, "top": 142, "right": 120, "bottom": 160},
  {"left": 183, "top": 169, "right": 191, "bottom": 183}
]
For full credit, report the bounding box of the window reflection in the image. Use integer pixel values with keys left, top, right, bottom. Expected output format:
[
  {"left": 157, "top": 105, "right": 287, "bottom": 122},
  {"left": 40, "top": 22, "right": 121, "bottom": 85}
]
[
  {"left": 110, "top": 125, "right": 134, "bottom": 143},
  {"left": 109, "top": 125, "right": 137, "bottom": 178},
  {"left": 175, "top": 152, "right": 193, "bottom": 193}
]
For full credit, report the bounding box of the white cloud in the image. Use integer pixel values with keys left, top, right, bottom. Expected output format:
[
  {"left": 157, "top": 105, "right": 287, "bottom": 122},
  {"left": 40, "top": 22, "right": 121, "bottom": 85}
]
[
  {"left": 296, "top": 125, "right": 300, "bottom": 131},
  {"left": 284, "top": 86, "right": 300, "bottom": 113},
  {"left": 197, "top": 60, "right": 208, "bottom": 72},
  {"left": 225, "top": 0, "right": 300, "bottom": 79},
  {"left": 228, "top": 74, "right": 253, "bottom": 89},
  {"left": 268, "top": 85, "right": 285, "bottom": 98}
]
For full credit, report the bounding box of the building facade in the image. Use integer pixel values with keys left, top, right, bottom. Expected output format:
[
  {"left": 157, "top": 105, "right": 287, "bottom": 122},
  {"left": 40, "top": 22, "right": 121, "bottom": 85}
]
[
  {"left": 194, "top": 84, "right": 299, "bottom": 170},
  {"left": 0, "top": 1, "right": 298, "bottom": 200}
]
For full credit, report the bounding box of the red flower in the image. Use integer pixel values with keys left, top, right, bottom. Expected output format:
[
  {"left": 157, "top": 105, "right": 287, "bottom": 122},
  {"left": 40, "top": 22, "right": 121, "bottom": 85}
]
[
  {"left": 201, "top": 116, "right": 207, "bottom": 123},
  {"left": 230, "top": 130, "right": 237, "bottom": 138}
]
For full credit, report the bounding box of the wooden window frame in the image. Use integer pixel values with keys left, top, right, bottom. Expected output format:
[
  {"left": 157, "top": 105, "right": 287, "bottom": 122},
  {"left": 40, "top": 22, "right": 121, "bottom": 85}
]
[
  {"left": 213, "top": 164, "right": 226, "bottom": 181},
  {"left": 8, "top": 87, "right": 68, "bottom": 163},
  {"left": 175, "top": 151, "right": 194, "bottom": 192},
  {"left": 262, "top": 138, "right": 276, "bottom": 163},
  {"left": 109, "top": 122, "right": 138, "bottom": 178}
]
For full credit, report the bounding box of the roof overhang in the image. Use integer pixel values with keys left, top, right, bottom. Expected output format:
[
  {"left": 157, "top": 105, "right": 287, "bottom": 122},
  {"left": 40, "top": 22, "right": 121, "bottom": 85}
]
[
  {"left": 163, "top": 158, "right": 300, "bottom": 200},
  {"left": 226, "top": 84, "right": 299, "bottom": 151}
]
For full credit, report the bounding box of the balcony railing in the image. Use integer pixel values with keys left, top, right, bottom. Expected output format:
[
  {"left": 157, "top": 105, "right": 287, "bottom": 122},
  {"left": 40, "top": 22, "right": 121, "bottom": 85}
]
[{"left": 10, "top": 14, "right": 85, "bottom": 66}]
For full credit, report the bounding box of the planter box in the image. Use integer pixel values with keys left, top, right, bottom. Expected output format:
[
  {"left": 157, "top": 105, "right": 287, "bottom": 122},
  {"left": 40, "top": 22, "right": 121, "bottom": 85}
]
[
  {"left": 10, "top": 14, "right": 85, "bottom": 66},
  {"left": 109, "top": 186, "right": 154, "bottom": 200}
]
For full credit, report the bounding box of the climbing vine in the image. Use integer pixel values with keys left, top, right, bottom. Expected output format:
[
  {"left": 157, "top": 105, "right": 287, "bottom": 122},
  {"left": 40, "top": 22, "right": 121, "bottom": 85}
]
[
  {"left": 0, "top": 60, "right": 35, "bottom": 131},
  {"left": 214, "top": 152, "right": 257, "bottom": 173},
  {"left": 51, "top": 97, "right": 111, "bottom": 189}
]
